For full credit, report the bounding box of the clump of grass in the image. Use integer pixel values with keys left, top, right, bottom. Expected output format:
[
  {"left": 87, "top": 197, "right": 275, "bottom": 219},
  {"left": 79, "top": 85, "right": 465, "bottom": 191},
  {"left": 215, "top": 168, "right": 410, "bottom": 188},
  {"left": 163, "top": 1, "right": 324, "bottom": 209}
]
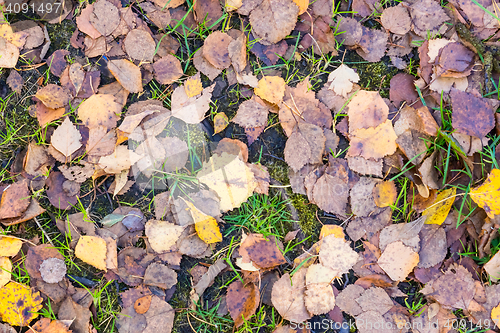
[{"left": 224, "top": 193, "right": 293, "bottom": 239}]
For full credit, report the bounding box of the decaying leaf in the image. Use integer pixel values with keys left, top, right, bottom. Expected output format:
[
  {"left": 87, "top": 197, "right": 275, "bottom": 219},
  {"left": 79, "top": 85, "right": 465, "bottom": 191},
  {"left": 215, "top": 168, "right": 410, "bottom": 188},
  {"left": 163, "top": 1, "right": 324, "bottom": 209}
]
[
  {"left": 227, "top": 280, "right": 260, "bottom": 327},
  {"left": 319, "top": 235, "right": 359, "bottom": 275},
  {"left": 203, "top": 31, "right": 233, "bottom": 69},
  {"left": 108, "top": 59, "right": 143, "bottom": 93},
  {"left": 153, "top": 55, "right": 183, "bottom": 85},
  {"left": 29, "top": 318, "right": 71, "bottom": 333},
  {"left": 35, "top": 84, "right": 70, "bottom": 109},
  {"left": 124, "top": 29, "right": 156, "bottom": 62},
  {"left": 271, "top": 268, "right": 311, "bottom": 323},
  {"left": 0, "top": 180, "right": 30, "bottom": 220},
  {"left": 348, "top": 119, "right": 398, "bottom": 160},
  {"left": 75, "top": 235, "right": 108, "bottom": 271},
  {"left": 171, "top": 83, "right": 215, "bottom": 124},
  {"left": 78, "top": 94, "right": 121, "bottom": 130},
  {"left": 98, "top": 145, "right": 143, "bottom": 174},
  {"left": 214, "top": 112, "right": 229, "bottom": 134},
  {"left": 249, "top": 0, "right": 299, "bottom": 44},
  {"left": 0, "top": 282, "right": 43, "bottom": 326},
  {"left": 284, "top": 123, "right": 326, "bottom": 172},
  {"left": 194, "top": 259, "right": 227, "bottom": 296},
  {"left": 39, "top": 258, "right": 67, "bottom": 284},
  {"left": 240, "top": 233, "right": 287, "bottom": 269}
]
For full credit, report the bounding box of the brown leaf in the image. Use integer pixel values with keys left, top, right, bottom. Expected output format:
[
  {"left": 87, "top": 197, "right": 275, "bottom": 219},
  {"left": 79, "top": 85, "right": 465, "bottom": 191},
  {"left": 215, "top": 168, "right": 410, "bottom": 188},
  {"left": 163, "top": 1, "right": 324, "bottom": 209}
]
[
  {"left": 193, "top": 259, "right": 227, "bottom": 296},
  {"left": 418, "top": 224, "right": 447, "bottom": 268},
  {"left": 240, "top": 234, "right": 287, "bottom": 269},
  {"left": 284, "top": 123, "right": 326, "bottom": 172},
  {"left": 35, "top": 101, "right": 66, "bottom": 128},
  {"left": 227, "top": 280, "right": 260, "bottom": 327},
  {"left": 35, "top": 84, "right": 71, "bottom": 109},
  {"left": 6, "top": 70, "right": 23, "bottom": 94},
  {"left": 51, "top": 117, "right": 83, "bottom": 158},
  {"left": 380, "top": 4, "right": 411, "bottom": 35},
  {"left": 356, "top": 27, "right": 388, "bottom": 63},
  {"left": 336, "top": 284, "right": 364, "bottom": 316},
  {"left": 145, "top": 219, "right": 185, "bottom": 253},
  {"left": 86, "top": 126, "right": 117, "bottom": 157},
  {"left": 319, "top": 235, "right": 359, "bottom": 275},
  {"left": 153, "top": 55, "right": 183, "bottom": 84},
  {"left": 232, "top": 96, "right": 269, "bottom": 128},
  {"left": 89, "top": 0, "right": 120, "bottom": 36},
  {"left": 76, "top": 4, "right": 102, "bottom": 39},
  {"left": 203, "top": 31, "right": 234, "bottom": 69},
  {"left": 348, "top": 119, "right": 398, "bottom": 160},
  {"left": 108, "top": 59, "right": 143, "bottom": 93},
  {"left": 124, "top": 29, "right": 156, "bottom": 62},
  {"left": 451, "top": 88, "right": 495, "bottom": 138},
  {"left": 46, "top": 171, "right": 78, "bottom": 210},
  {"left": 26, "top": 244, "right": 65, "bottom": 280},
  {"left": 193, "top": 47, "right": 222, "bottom": 80},
  {"left": 0, "top": 179, "right": 30, "bottom": 219},
  {"left": 356, "top": 287, "right": 393, "bottom": 315},
  {"left": 144, "top": 262, "right": 177, "bottom": 289},
  {"left": 29, "top": 318, "right": 71, "bottom": 333},
  {"left": 312, "top": 170, "right": 349, "bottom": 217},
  {"left": 134, "top": 295, "right": 152, "bottom": 315},
  {"left": 271, "top": 268, "right": 311, "bottom": 323},
  {"left": 410, "top": 0, "right": 450, "bottom": 37},
  {"left": 228, "top": 34, "right": 247, "bottom": 72},
  {"left": 116, "top": 305, "right": 147, "bottom": 333},
  {"left": 0, "top": 199, "right": 45, "bottom": 226},
  {"left": 249, "top": 0, "right": 299, "bottom": 44},
  {"left": 98, "top": 145, "right": 143, "bottom": 174},
  {"left": 142, "top": 296, "right": 174, "bottom": 333},
  {"left": 347, "top": 90, "right": 388, "bottom": 132},
  {"left": 436, "top": 42, "right": 474, "bottom": 77},
  {"left": 350, "top": 177, "right": 380, "bottom": 217}
]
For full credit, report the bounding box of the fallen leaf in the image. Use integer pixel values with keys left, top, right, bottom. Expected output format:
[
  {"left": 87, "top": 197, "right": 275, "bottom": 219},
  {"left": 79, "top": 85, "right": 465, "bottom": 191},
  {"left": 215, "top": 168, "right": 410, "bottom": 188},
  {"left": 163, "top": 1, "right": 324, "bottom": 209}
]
[
  {"left": 271, "top": 268, "right": 311, "bottom": 323},
  {"left": 380, "top": 4, "right": 411, "bottom": 35},
  {"left": 0, "top": 237, "right": 22, "bottom": 257},
  {"left": 227, "top": 280, "right": 260, "bottom": 327},
  {"left": 378, "top": 241, "right": 419, "bottom": 281},
  {"left": 6, "top": 70, "right": 23, "bottom": 94},
  {"left": 193, "top": 47, "right": 222, "bottom": 80},
  {"left": 254, "top": 76, "right": 286, "bottom": 105},
  {"left": 0, "top": 37, "right": 19, "bottom": 68},
  {"left": 228, "top": 34, "right": 247, "bottom": 72},
  {"left": 116, "top": 305, "right": 147, "bottom": 333},
  {"left": 319, "top": 235, "right": 359, "bottom": 275},
  {"left": 418, "top": 224, "right": 447, "bottom": 268},
  {"left": 356, "top": 287, "right": 393, "bottom": 315},
  {"left": 78, "top": 94, "right": 121, "bottom": 130},
  {"left": 471, "top": 169, "right": 500, "bottom": 218},
  {"left": 142, "top": 296, "right": 174, "bottom": 333},
  {"left": 347, "top": 90, "right": 388, "bottom": 132},
  {"left": 51, "top": 117, "right": 82, "bottom": 158},
  {"left": 348, "top": 119, "right": 398, "bottom": 160},
  {"left": 75, "top": 235, "right": 108, "bottom": 271},
  {"left": 144, "top": 262, "right": 177, "bottom": 289},
  {"left": 90, "top": 0, "right": 120, "bottom": 36},
  {"left": 29, "top": 318, "right": 71, "bottom": 333},
  {"left": 0, "top": 282, "right": 43, "bottom": 326},
  {"left": 194, "top": 259, "right": 227, "bottom": 296},
  {"left": 284, "top": 123, "right": 326, "bottom": 172},
  {"left": 184, "top": 73, "right": 203, "bottom": 97},
  {"left": 328, "top": 64, "right": 359, "bottom": 97},
  {"left": 108, "top": 59, "right": 143, "bottom": 93},
  {"left": 240, "top": 233, "right": 287, "bottom": 269},
  {"left": 0, "top": 180, "right": 30, "bottom": 220},
  {"left": 373, "top": 181, "right": 397, "bottom": 208},
  {"left": 145, "top": 219, "right": 185, "bottom": 253},
  {"left": 379, "top": 216, "right": 424, "bottom": 252},
  {"left": 0, "top": 258, "right": 11, "bottom": 288},
  {"left": 305, "top": 283, "right": 336, "bottom": 315},
  {"left": 197, "top": 153, "right": 257, "bottom": 212},
  {"left": 249, "top": 0, "right": 299, "bottom": 44},
  {"left": 153, "top": 55, "right": 183, "bottom": 85},
  {"left": 226, "top": 0, "right": 243, "bottom": 11},
  {"left": 410, "top": 0, "right": 450, "bottom": 37},
  {"left": 39, "top": 258, "right": 67, "bottom": 284},
  {"left": 98, "top": 145, "right": 143, "bottom": 174},
  {"left": 422, "top": 188, "right": 456, "bottom": 225},
  {"left": 214, "top": 112, "right": 229, "bottom": 134},
  {"left": 134, "top": 295, "right": 152, "bottom": 314},
  {"left": 194, "top": 0, "right": 223, "bottom": 29},
  {"left": 35, "top": 84, "right": 71, "bottom": 109},
  {"left": 451, "top": 88, "right": 495, "bottom": 138},
  {"left": 203, "top": 31, "right": 233, "bottom": 69},
  {"left": 336, "top": 284, "right": 364, "bottom": 316},
  {"left": 171, "top": 83, "right": 215, "bottom": 124},
  {"left": 350, "top": 177, "right": 379, "bottom": 217},
  {"left": 124, "top": 29, "right": 156, "bottom": 62}
]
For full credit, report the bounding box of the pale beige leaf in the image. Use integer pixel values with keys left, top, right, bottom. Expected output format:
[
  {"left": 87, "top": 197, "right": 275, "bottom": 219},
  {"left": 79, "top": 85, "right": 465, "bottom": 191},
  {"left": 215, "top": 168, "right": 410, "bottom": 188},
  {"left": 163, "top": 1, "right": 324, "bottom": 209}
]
[
  {"left": 271, "top": 268, "right": 311, "bottom": 323},
  {"left": 328, "top": 64, "right": 359, "bottom": 97},
  {"left": 319, "top": 235, "right": 359, "bottom": 275},
  {"left": 51, "top": 117, "right": 82, "bottom": 158},
  {"left": 171, "top": 84, "right": 215, "bottom": 124},
  {"left": 145, "top": 219, "right": 185, "bottom": 254},
  {"left": 378, "top": 241, "right": 419, "bottom": 281},
  {"left": 98, "top": 145, "right": 144, "bottom": 174}
]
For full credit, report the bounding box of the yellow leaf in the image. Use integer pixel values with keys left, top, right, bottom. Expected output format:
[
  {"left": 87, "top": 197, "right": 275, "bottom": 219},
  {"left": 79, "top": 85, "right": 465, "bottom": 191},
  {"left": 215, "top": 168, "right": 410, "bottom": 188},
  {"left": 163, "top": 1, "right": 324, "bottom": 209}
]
[
  {"left": 319, "top": 225, "right": 344, "bottom": 240},
  {"left": 292, "top": 0, "right": 309, "bottom": 14},
  {"left": 254, "top": 76, "right": 286, "bottom": 105},
  {"left": 373, "top": 181, "right": 398, "bottom": 208},
  {"left": 492, "top": 303, "right": 500, "bottom": 327},
  {"left": 0, "top": 237, "right": 22, "bottom": 257},
  {"left": 225, "top": 0, "right": 242, "bottom": 11},
  {"left": 470, "top": 169, "right": 500, "bottom": 218},
  {"left": 0, "top": 258, "right": 11, "bottom": 288},
  {"left": 75, "top": 236, "right": 107, "bottom": 271},
  {"left": 213, "top": 112, "right": 229, "bottom": 134},
  {"left": 422, "top": 187, "right": 456, "bottom": 225},
  {"left": 0, "top": 281, "right": 43, "bottom": 326},
  {"left": 184, "top": 74, "right": 204, "bottom": 98},
  {"left": 182, "top": 199, "right": 222, "bottom": 244}
]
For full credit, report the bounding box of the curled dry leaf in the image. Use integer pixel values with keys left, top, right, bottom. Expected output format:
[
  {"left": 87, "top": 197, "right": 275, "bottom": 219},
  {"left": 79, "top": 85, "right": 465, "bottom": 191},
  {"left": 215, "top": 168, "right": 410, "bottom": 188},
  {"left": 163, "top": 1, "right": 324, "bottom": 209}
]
[
  {"left": 194, "top": 259, "right": 227, "bottom": 296},
  {"left": 75, "top": 235, "right": 108, "bottom": 271}
]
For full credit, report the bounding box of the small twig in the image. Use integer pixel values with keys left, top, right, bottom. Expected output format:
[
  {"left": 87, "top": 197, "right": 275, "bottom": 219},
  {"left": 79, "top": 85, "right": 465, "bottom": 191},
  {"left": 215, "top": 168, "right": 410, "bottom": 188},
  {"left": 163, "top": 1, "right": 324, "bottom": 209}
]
[{"left": 34, "top": 216, "right": 54, "bottom": 246}]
